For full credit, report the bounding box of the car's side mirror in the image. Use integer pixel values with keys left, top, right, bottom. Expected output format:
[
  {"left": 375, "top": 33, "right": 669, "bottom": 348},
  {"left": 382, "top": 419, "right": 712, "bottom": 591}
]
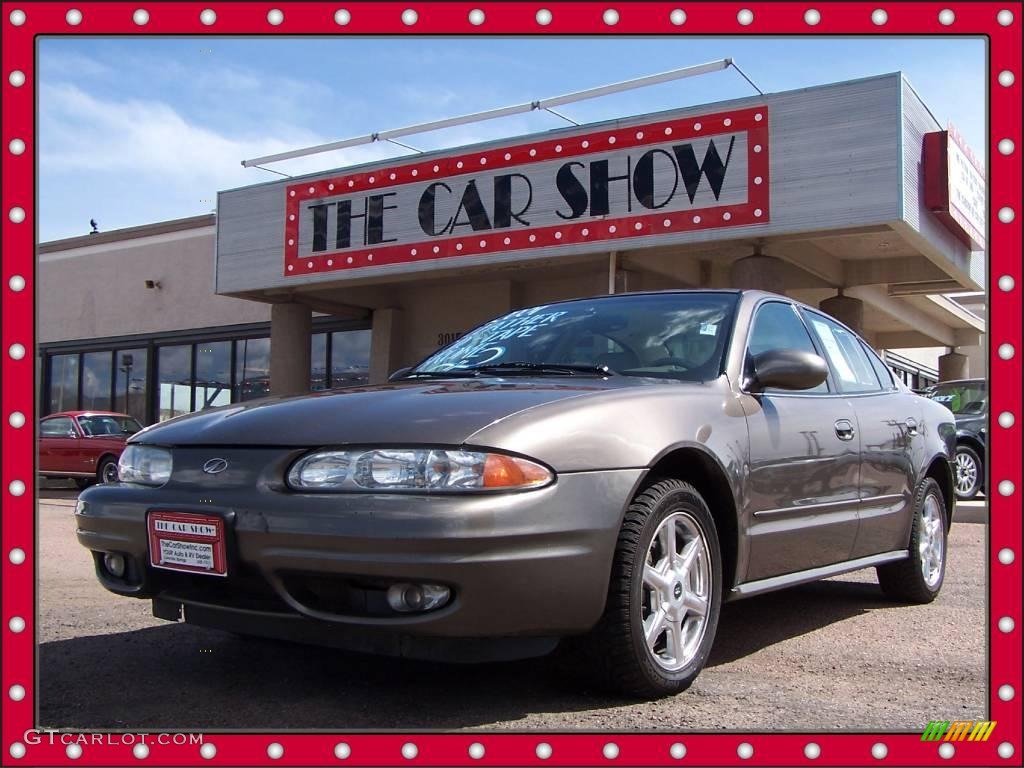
[
  {"left": 388, "top": 366, "right": 413, "bottom": 382},
  {"left": 750, "top": 350, "right": 829, "bottom": 391}
]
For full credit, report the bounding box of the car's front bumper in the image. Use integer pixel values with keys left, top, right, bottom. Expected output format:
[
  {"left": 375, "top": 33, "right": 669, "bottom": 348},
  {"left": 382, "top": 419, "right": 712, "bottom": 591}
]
[{"left": 75, "top": 466, "right": 642, "bottom": 652}]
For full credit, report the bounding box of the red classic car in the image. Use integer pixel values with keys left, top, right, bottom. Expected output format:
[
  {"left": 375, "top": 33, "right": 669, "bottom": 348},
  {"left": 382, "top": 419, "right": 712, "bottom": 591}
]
[{"left": 39, "top": 411, "right": 143, "bottom": 488}]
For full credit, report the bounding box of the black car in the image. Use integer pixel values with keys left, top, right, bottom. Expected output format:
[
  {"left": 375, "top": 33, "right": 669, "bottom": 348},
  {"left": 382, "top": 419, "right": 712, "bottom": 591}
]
[{"left": 927, "top": 379, "right": 986, "bottom": 499}]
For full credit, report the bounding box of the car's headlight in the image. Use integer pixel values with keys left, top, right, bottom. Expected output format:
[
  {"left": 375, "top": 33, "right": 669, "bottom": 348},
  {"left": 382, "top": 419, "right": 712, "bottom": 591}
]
[
  {"left": 287, "top": 448, "right": 553, "bottom": 492},
  {"left": 118, "top": 445, "right": 172, "bottom": 486}
]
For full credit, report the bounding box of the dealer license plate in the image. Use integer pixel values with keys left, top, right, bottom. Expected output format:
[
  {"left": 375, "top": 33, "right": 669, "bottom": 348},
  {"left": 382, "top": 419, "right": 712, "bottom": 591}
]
[{"left": 148, "top": 512, "right": 227, "bottom": 576}]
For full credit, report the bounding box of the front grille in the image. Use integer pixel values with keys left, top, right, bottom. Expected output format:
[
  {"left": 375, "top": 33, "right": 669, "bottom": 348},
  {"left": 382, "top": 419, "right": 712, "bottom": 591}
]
[{"left": 154, "top": 566, "right": 291, "bottom": 614}]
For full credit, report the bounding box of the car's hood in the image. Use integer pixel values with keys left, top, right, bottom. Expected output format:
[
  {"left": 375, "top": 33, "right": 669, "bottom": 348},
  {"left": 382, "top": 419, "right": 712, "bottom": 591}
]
[{"left": 132, "top": 377, "right": 645, "bottom": 447}]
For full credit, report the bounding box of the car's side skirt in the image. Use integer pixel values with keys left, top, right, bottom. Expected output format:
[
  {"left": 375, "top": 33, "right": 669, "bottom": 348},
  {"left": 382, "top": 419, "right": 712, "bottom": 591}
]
[{"left": 728, "top": 550, "right": 909, "bottom": 601}]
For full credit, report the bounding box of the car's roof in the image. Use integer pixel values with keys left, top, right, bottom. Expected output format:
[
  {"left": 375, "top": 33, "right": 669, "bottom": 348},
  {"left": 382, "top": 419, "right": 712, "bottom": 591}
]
[{"left": 44, "top": 410, "right": 133, "bottom": 419}]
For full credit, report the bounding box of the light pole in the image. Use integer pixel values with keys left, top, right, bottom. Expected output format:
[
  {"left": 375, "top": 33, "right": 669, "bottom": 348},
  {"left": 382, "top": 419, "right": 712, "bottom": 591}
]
[{"left": 119, "top": 353, "right": 134, "bottom": 415}]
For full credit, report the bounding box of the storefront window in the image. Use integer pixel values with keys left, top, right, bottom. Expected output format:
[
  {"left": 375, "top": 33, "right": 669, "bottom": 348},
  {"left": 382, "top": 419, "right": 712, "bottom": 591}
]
[
  {"left": 49, "top": 356, "right": 79, "bottom": 415},
  {"left": 158, "top": 345, "right": 192, "bottom": 421},
  {"left": 235, "top": 337, "right": 270, "bottom": 401},
  {"left": 114, "top": 348, "right": 148, "bottom": 423},
  {"left": 331, "top": 329, "right": 371, "bottom": 388},
  {"left": 81, "top": 351, "right": 113, "bottom": 411},
  {"left": 311, "top": 333, "right": 328, "bottom": 391},
  {"left": 195, "top": 340, "right": 231, "bottom": 410},
  {"left": 49, "top": 354, "right": 79, "bottom": 413}
]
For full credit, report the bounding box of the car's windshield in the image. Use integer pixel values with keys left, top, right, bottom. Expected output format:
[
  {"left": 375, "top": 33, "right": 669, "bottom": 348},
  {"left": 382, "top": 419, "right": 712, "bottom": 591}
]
[
  {"left": 928, "top": 382, "right": 987, "bottom": 415},
  {"left": 77, "top": 415, "right": 143, "bottom": 436},
  {"left": 411, "top": 293, "right": 739, "bottom": 381}
]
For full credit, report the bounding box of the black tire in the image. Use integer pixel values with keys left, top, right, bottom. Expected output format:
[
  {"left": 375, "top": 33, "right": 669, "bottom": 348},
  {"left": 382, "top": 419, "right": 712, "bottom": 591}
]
[
  {"left": 953, "top": 444, "right": 982, "bottom": 500},
  {"left": 97, "top": 456, "right": 119, "bottom": 485},
  {"left": 579, "top": 478, "right": 722, "bottom": 698},
  {"left": 74, "top": 477, "right": 93, "bottom": 490},
  {"left": 876, "top": 477, "right": 947, "bottom": 603}
]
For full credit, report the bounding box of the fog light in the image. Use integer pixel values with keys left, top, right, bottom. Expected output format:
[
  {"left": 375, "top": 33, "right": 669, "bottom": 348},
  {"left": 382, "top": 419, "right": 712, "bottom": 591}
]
[
  {"left": 386, "top": 582, "right": 450, "bottom": 613},
  {"left": 103, "top": 553, "right": 126, "bottom": 578}
]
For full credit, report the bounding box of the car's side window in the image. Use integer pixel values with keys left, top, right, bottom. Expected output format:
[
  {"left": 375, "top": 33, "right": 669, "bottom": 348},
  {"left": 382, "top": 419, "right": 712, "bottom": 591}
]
[
  {"left": 40, "top": 416, "right": 75, "bottom": 437},
  {"left": 804, "top": 311, "right": 882, "bottom": 394},
  {"left": 747, "top": 301, "right": 828, "bottom": 394},
  {"left": 861, "top": 342, "right": 896, "bottom": 391}
]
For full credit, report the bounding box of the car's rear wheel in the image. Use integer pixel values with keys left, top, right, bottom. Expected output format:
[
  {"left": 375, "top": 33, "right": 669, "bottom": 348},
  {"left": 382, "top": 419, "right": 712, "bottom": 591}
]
[
  {"left": 581, "top": 478, "right": 722, "bottom": 698},
  {"left": 953, "top": 445, "right": 982, "bottom": 500},
  {"left": 876, "top": 477, "right": 947, "bottom": 603},
  {"left": 97, "top": 456, "right": 119, "bottom": 485}
]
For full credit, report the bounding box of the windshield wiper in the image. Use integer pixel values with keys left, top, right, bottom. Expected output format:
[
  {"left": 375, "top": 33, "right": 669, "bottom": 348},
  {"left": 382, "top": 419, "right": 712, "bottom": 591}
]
[
  {"left": 468, "top": 362, "right": 615, "bottom": 376},
  {"left": 399, "top": 370, "right": 482, "bottom": 379}
]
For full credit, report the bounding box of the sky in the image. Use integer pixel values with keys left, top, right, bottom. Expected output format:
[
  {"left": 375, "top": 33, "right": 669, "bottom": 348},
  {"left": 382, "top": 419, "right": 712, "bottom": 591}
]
[{"left": 36, "top": 36, "right": 986, "bottom": 242}]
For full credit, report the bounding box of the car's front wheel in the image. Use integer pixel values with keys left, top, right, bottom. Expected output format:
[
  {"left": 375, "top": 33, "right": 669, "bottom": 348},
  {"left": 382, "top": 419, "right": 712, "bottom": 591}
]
[
  {"left": 582, "top": 478, "right": 722, "bottom": 698},
  {"left": 953, "top": 444, "right": 983, "bottom": 500},
  {"left": 876, "top": 477, "right": 947, "bottom": 603}
]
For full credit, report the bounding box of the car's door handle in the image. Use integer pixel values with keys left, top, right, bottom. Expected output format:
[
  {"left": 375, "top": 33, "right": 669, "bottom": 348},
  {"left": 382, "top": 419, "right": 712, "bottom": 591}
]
[
  {"left": 835, "top": 419, "right": 856, "bottom": 441},
  {"left": 905, "top": 417, "right": 918, "bottom": 436}
]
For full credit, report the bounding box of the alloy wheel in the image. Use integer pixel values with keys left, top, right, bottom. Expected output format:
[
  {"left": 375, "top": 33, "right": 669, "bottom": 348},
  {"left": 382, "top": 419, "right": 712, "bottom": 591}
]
[
  {"left": 101, "top": 462, "right": 119, "bottom": 484},
  {"left": 919, "top": 494, "right": 945, "bottom": 588},
  {"left": 641, "top": 512, "right": 711, "bottom": 672},
  {"left": 954, "top": 451, "right": 978, "bottom": 496}
]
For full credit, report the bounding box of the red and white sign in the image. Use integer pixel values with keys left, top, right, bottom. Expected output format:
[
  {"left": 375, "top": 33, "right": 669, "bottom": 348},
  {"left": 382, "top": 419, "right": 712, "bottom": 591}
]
[
  {"left": 148, "top": 511, "right": 227, "bottom": 576},
  {"left": 284, "top": 106, "right": 769, "bottom": 276},
  {"left": 923, "top": 124, "right": 986, "bottom": 251}
]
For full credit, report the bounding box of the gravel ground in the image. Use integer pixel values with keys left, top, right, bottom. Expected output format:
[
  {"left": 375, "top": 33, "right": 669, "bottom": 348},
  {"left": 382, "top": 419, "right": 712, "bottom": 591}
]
[{"left": 38, "top": 488, "right": 986, "bottom": 731}]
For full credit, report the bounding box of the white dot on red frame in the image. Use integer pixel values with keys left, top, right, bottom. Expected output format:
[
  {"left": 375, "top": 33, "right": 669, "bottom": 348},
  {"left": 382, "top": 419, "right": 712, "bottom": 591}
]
[
  {"left": 694, "top": 122, "right": 702, "bottom": 130},
  {"left": 555, "top": 232, "right": 562, "bottom": 239}
]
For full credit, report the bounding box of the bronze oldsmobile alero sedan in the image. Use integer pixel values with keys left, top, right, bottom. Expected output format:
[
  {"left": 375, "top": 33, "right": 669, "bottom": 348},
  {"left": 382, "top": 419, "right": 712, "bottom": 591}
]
[{"left": 76, "top": 290, "right": 957, "bottom": 697}]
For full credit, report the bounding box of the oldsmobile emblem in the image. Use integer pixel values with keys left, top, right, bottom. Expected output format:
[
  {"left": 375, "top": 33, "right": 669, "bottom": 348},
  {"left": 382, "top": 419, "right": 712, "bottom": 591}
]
[{"left": 202, "top": 458, "right": 229, "bottom": 475}]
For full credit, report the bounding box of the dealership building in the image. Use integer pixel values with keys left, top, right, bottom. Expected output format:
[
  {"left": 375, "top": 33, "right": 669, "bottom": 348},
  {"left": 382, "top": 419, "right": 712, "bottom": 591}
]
[{"left": 38, "top": 73, "right": 986, "bottom": 426}]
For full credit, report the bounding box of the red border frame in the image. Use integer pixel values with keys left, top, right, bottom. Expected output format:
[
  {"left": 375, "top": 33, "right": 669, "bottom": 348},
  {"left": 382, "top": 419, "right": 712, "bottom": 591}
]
[
  {"left": 2, "top": 3, "right": 1021, "bottom": 767},
  {"left": 283, "top": 106, "right": 770, "bottom": 276}
]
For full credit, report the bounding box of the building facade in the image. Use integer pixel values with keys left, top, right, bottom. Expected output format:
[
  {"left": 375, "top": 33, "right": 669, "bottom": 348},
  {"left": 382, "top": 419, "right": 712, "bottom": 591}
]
[{"left": 38, "top": 73, "right": 985, "bottom": 423}]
